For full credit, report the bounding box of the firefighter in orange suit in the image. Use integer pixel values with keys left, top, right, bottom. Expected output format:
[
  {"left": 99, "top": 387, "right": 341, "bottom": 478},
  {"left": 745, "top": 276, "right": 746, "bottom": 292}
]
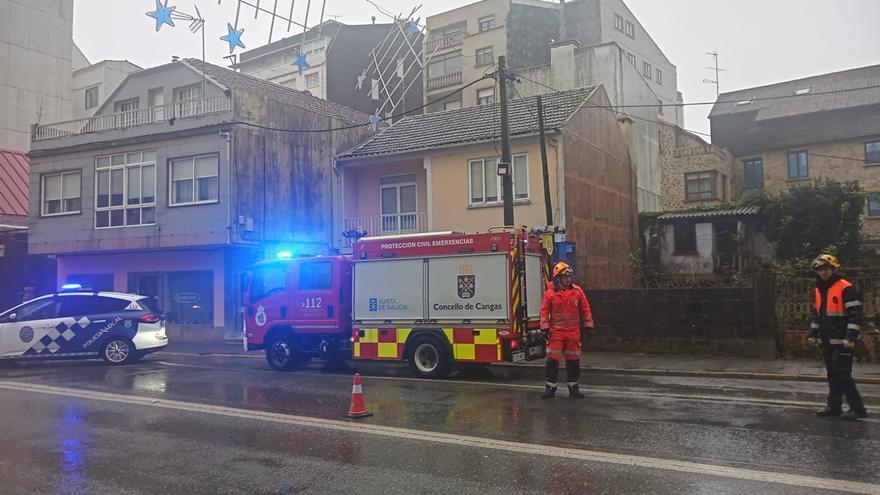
[
  {"left": 540, "top": 262, "right": 594, "bottom": 399},
  {"left": 809, "top": 254, "right": 867, "bottom": 420}
]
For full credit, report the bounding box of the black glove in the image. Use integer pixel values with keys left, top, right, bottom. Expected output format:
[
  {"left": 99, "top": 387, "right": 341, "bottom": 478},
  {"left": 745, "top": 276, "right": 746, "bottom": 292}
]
[{"left": 581, "top": 327, "right": 593, "bottom": 342}]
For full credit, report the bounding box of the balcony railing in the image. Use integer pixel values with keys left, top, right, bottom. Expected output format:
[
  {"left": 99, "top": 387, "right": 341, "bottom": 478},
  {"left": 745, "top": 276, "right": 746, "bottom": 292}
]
[
  {"left": 33, "top": 95, "right": 232, "bottom": 141},
  {"left": 426, "top": 31, "right": 466, "bottom": 53},
  {"left": 426, "top": 71, "right": 463, "bottom": 92},
  {"left": 343, "top": 212, "right": 429, "bottom": 246}
]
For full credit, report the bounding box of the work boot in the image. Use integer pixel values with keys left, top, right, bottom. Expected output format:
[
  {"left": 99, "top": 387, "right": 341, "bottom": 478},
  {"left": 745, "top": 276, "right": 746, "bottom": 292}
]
[
  {"left": 568, "top": 384, "right": 585, "bottom": 399},
  {"left": 841, "top": 409, "right": 867, "bottom": 421},
  {"left": 541, "top": 385, "right": 557, "bottom": 399},
  {"left": 816, "top": 407, "right": 843, "bottom": 417}
]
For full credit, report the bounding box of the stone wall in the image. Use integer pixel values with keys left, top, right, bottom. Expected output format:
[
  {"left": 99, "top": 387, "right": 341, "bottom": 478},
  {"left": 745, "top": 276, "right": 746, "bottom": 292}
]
[
  {"left": 584, "top": 272, "right": 777, "bottom": 357},
  {"left": 659, "top": 123, "right": 735, "bottom": 211},
  {"left": 733, "top": 136, "right": 880, "bottom": 241}
]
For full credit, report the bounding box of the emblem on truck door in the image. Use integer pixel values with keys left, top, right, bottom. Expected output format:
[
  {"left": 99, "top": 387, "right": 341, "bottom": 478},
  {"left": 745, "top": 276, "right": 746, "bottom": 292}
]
[
  {"left": 255, "top": 305, "right": 267, "bottom": 326},
  {"left": 458, "top": 275, "right": 476, "bottom": 299}
]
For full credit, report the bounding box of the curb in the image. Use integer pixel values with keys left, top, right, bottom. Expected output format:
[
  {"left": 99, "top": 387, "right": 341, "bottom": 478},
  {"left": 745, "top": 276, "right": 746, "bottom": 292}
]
[{"left": 154, "top": 350, "right": 880, "bottom": 385}]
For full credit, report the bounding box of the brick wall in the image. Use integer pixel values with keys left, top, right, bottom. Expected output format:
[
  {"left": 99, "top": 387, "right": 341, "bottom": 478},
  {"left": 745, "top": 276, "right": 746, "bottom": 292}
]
[
  {"left": 733, "top": 136, "right": 880, "bottom": 240},
  {"left": 562, "top": 88, "right": 638, "bottom": 289},
  {"left": 585, "top": 272, "right": 777, "bottom": 357},
  {"left": 659, "top": 123, "right": 735, "bottom": 211}
]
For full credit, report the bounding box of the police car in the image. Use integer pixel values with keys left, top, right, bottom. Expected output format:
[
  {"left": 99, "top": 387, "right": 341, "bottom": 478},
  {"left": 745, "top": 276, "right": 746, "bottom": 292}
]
[{"left": 0, "top": 284, "right": 168, "bottom": 365}]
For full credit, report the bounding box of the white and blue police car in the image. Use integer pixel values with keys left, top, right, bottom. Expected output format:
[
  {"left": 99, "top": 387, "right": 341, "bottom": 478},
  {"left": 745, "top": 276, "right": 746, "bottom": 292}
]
[{"left": 0, "top": 284, "right": 168, "bottom": 365}]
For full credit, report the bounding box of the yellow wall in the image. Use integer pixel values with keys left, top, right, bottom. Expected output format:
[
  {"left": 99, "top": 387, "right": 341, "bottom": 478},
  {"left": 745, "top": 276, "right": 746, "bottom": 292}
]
[
  {"left": 342, "top": 158, "right": 427, "bottom": 219},
  {"left": 430, "top": 139, "right": 559, "bottom": 232}
]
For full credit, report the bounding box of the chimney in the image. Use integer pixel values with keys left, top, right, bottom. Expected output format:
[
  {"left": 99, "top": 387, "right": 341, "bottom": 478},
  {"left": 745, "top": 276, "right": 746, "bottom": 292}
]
[
  {"left": 371, "top": 16, "right": 376, "bottom": 24},
  {"left": 550, "top": 39, "right": 579, "bottom": 91},
  {"left": 558, "top": 0, "right": 567, "bottom": 41}
]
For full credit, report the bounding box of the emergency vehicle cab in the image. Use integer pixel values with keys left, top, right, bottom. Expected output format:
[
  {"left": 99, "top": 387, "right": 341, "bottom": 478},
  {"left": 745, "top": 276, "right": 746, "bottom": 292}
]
[{"left": 244, "top": 230, "right": 548, "bottom": 378}]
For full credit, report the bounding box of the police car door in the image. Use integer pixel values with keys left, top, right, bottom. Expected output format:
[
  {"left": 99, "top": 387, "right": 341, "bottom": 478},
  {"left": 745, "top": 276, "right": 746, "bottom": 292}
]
[{"left": 0, "top": 297, "right": 61, "bottom": 357}]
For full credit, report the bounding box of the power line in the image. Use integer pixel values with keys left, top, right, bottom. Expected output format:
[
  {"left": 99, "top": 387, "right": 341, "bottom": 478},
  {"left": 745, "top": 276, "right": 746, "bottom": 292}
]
[
  {"left": 512, "top": 73, "right": 880, "bottom": 109},
  {"left": 233, "top": 75, "right": 493, "bottom": 133}
]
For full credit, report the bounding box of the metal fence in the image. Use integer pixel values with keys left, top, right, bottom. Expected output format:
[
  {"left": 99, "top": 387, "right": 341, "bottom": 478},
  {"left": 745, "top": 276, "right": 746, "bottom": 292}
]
[{"left": 776, "top": 270, "right": 880, "bottom": 324}]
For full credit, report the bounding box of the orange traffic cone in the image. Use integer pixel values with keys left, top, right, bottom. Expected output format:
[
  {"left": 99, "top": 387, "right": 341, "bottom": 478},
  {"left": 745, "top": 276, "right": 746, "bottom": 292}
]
[{"left": 346, "top": 373, "right": 373, "bottom": 419}]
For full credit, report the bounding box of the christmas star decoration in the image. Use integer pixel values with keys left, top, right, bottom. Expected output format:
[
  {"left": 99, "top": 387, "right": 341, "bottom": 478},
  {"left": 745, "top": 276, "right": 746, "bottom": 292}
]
[
  {"left": 405, "top": 17, "right": 421, "bottom": 34},
  {"left": 294, "top": 49, "right": 310, "bottom": 72},
  {"left": 146, "top": 0, "right": 176, "bottom": 32},
  {"left": 369, "top": 114, "right": 381, "bottom": 130},
  {"left": 220, "top": 23, "right": 246, "bottom": 53}
]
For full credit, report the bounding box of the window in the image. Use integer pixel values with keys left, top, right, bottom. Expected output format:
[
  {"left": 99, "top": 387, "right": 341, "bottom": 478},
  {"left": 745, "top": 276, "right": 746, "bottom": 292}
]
[
  {"left": 469, "top": 153, "right": 529, "bottom": 205},
  {"left": 173, "top": 84, "right": 203, "bottom": 117},
  {"left": 115, "top": 98, "right": 140, "bottom": 126},
  {"left": 306, "top": 73, "right": 320, "bottom": 89},
  {"left": 736, "top": 98, "right": 753, "bottom": 106},
  {"left": 866, "top": 141, "right": 880, "bottom": 165},
  {"left": 58, "top": 295, "right": 129, "bottom": 317},
  {"left": 643, "top": 62, "right": 652, "bottom": 80},
  {"left": 743, "top": 158, "right": 764, "bottom": 188},
  {"left": 15, "top": 298, "right": 60, "bottom": 321},
  {"left": 148, "top": 87, "right": 165, "bottom": 120},
  {"left": 67, "top": 273, "right": 114, "bottom": 291},
  {"left": 685, "top": 171, "right": 716, "bottom": 201},
  {"left": 656, "top": 69, "right": 663, "bottom": 85},
  {"left": 787, "top": 150, "right": 809, "bottom": 179},
  {"left": 428, "top": 51, "right": 462, "bottom": 78},
  {"left": 868, "top": 194, "right": 880, "bottom": 218},
  {"left": 627, "top": 52, "right": 636, "bottom": 67},
  {"left": 794, "top": 87, "right": 812, "bottom": 95},
  {"left": 478, "top": 15, "right": 495, "bottom": 32},
  {"left": 614, "top": 14, "right": 625, "bottom": 32},
  {"left": 624, "top": 20, "right": 635, "bottom": 38},
  {"left": 673, "top": 223, "right": 697, "bottom": 254},
  {"left": 477, "top": 87, "right": 495, "bottom": 105},
  {"left": 41, "top": 171, "right": 81, "bottom": 216},
  {"left": 475, "top": 46, "right": 494, "bottom": 67},
  {"left": 380, "top": 174, "right": 418, "bottom": 233},
  {"left": 85, "top": 86, "right": 99, "bottom": 109},
  {"left": 299, "top": 262, "right": 332, "bottom": 290},
  {"left": 251, "top": 264, "right": 287, "bottom": 302},
  {"left": 170, "top": 154, "right": 219, "bottom": 206},
  {"left": 95, "top": 151, "right": 156, "bottom": 228},
  {"left": 444, "top": 100, "right": 461, "bottom": 111}
]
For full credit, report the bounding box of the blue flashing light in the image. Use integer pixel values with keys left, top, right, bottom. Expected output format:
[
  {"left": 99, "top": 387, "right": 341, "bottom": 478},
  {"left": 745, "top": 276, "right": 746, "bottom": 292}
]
[
  {"left": 61, "top": 283, "right": 83, "bottom": 291},
  {"left": 276, "top": 250, "right": 294, "bottom": 260}
]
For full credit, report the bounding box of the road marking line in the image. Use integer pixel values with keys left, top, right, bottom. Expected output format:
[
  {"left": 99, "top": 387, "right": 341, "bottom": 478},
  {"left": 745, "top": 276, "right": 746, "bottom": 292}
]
[
  {"left": 153, "top": 360, "right": 852, "bottom": 410},
  {"left": 0, "top": 380, "right": 877, "bottom": 495}
]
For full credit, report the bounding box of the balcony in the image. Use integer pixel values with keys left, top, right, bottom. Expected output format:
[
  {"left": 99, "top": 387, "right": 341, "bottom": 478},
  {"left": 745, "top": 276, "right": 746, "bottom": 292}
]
[
  {"left": 343, "top": 212, "right": 429, "bottom": 246},
  {"left": 32, "top": 95, "right": 232, "bottom": 141},
  {"left": 426, "top": 31, "right": 466, "bottom": 53},
  {"left": 426, "top": 71, "right": 463, "bottom": 92}
]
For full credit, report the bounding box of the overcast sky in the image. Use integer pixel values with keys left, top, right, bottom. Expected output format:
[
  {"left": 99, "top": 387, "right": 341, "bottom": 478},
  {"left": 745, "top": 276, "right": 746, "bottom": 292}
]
[{"left": 73, "top": 0, "right": 880, "bottom": 136}]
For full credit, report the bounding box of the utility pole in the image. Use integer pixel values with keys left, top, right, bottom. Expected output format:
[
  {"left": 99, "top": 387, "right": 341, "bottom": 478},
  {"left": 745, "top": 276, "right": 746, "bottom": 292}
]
[
  {"left": 537, "top": 95, "right": 553, "bottom": 226},
  {"left": 703, "top": 51, "right": 726, "bottom": 97},
  {"left": 498, "top": 56, "right": 514, "bottom": 227}
]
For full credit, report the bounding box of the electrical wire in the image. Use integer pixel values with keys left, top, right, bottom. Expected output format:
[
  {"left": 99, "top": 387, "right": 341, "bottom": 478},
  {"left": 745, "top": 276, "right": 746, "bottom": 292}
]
[
  {"left": 232, "top": 74, "right": 493, "bottom": 133},
  {"left": 513, "top": 73, "right": 880, "bottom": 109}
]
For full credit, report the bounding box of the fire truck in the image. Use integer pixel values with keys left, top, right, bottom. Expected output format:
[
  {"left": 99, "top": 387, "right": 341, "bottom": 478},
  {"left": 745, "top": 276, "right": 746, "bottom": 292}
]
[{"left": 243, "top": 230, "right": 548, "bottom": 378}]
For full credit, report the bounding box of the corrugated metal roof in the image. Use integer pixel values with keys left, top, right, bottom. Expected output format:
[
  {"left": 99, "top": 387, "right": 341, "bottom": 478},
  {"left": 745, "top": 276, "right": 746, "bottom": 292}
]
[
  {"left": 709, "top": 64, "right": 880, "bottom": 121},
  {"left": 0, "top": 148, "right": 29, "bottom": 217},
  {"left": 657, "top": 206, "right": 760, "bottom": 221},
  {"left": 337, "top": 86, "right": 597, "bottom": 160},
  {"left": 185, "top": 59, "right": 371, "bottom": 126}
]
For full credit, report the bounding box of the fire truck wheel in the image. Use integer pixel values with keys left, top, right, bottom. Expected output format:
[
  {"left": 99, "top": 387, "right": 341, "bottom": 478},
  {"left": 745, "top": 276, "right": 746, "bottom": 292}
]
[
  {"left": 265, "top": 334, "right": 297, "bottom": 371},
  {"left": 408, "top": 336, "right": 452, "bottom": 379}
]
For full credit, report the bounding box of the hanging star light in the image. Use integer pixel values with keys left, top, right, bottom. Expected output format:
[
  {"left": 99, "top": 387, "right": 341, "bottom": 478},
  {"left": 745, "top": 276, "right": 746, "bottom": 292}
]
[
  {"left": 146, "top": 0, "right": 177, "bottom": 31},
  {"left": 294, "top": 49, "right": 310, "bottom": 72},
  {"left": 369, "top": 114, "right": 381, "bottom": 130},
  {"left": 220, "top": 22, "right": 246, "bottom": 53}
]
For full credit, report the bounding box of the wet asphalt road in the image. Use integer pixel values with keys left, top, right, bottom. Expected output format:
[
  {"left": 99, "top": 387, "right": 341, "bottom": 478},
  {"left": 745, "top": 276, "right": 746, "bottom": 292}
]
[{"left": 0, "top": 352, "right": 879, "bottom": 495}]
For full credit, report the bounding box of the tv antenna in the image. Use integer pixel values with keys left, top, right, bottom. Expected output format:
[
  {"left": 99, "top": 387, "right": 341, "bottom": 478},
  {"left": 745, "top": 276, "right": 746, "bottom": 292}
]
[{"left": 703, "top": 51, "right": 726, "bottom": 97}]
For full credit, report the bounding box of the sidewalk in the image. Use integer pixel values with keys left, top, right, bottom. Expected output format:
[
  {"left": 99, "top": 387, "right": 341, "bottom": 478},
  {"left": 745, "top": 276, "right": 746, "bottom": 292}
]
[{"left": 155, "top": 342, "right": 880, "bottom": 384}]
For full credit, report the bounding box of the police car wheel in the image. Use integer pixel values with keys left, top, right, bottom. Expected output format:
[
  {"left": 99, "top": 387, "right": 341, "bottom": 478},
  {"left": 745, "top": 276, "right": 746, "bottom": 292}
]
[
  {"left": 101, "top": 337, "right": 135, "bottom": 365},
  {"left": 266, "top": 335, "right": 297, "bottom": 371},
  {"left": 408, "top": 336, "right": 451, "bottom": 379}
]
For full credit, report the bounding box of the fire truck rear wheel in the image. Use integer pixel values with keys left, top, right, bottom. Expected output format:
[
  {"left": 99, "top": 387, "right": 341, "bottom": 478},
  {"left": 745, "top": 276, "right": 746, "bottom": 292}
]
[
  {"left": 265, "top": 334, "right": 297, "bottom": 371},
  {"left": 408, "top": 336, "right": 451, "bottom": 379}
]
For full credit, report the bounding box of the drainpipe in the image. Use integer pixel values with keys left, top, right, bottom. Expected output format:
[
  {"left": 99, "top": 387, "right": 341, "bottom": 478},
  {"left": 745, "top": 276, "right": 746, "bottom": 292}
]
[{"left": 219, "top": 130, "right": 232, "bottom": 245}]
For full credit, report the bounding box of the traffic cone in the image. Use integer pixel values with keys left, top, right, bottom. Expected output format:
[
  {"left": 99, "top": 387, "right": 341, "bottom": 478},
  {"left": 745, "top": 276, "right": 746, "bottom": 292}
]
[{"left": 346, "top": 373, "right": 373, "bottom": 419}]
